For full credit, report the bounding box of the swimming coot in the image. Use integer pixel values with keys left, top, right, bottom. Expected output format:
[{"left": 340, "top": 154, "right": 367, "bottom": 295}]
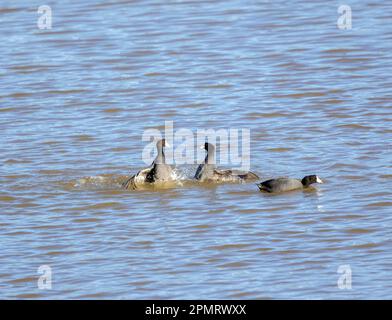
[{"left": 257, "top": 175, "right": 323, "bottom": 193}]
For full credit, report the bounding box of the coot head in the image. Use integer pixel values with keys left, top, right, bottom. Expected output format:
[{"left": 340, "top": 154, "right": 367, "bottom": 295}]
[{"left": 301, "top": 175, "right": 323, "bottom": 187}]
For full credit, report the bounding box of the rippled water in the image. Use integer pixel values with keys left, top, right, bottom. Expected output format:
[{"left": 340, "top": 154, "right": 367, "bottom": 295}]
[{"left": 1, "top": 0, "right": 392, "bottom": 299}]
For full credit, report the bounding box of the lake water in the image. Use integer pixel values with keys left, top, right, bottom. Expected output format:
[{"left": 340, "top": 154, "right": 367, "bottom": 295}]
[{"left": 0, "top": 0, "right": 391, "bottom": 299}]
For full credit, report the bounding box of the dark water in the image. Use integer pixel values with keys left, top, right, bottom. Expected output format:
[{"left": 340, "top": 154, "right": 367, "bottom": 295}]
[{"left": 1, "top": 0, "right": 391, "bottom": 299}]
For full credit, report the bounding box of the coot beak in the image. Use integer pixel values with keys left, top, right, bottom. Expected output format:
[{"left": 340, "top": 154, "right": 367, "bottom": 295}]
[{"left": 316, "top": 176, "right": 323, "bottom": 183}]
